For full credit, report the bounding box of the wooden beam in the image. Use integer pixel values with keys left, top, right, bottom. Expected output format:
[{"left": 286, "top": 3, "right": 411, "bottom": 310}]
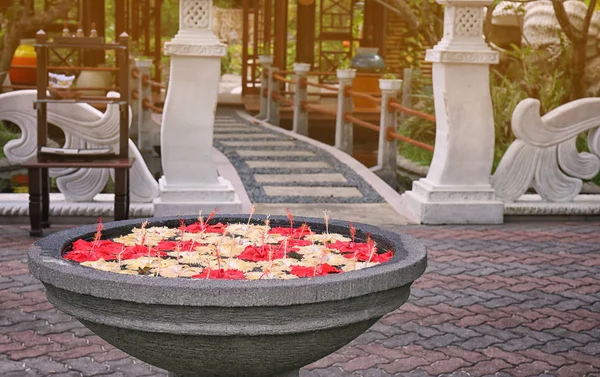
[
  {"left": 273, "top": 0, "right": 288, "bottom": 69},
  {"left": 296, "top": 0, "right": 316, "bottom": 66}
]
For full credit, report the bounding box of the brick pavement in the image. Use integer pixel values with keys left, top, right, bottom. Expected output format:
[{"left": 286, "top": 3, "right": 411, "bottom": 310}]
[{"left": 1, "top": 222, "right": 599, "bottom": 376}]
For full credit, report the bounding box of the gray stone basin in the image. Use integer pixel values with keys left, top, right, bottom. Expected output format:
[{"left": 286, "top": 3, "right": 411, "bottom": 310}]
[{"left": 28, "top": 215, "right": 427, "bottom": 377}]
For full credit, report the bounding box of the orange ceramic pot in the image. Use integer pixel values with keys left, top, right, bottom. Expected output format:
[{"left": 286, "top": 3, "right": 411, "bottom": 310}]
[{"left": 9, "top": 40, "right": 37, "bottom": 85}]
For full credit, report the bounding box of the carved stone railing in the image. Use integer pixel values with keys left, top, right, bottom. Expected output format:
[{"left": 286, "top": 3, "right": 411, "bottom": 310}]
[
  {"left": 0, "top": 89, "right": 159, "bottom": 203},
  {"left": 492, "top": 97, "right": 600, "bottom": 202}
]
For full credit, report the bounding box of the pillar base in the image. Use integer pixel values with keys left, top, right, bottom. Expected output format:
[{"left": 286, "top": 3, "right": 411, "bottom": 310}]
[
  {"left": 153, "top": 176, "right": 242, "bottom": 217},
  {"left": 401, "top": 179, "right": 504, "bottom": 224}
]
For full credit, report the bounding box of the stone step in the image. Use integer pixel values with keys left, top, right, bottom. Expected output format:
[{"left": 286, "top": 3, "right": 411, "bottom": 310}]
[
  {"left": 214, "top": 127, "right": 256, "bottom": 133},
  {"left": 245, "top": 161, "right": 331, "bottom": 169},
  {"left": 254, "top": 173, "right": 347, "bottom": 183},
  {"left": 263, "top": 186, "right": 363, "bottom": 197},
  {"left": 237, "top": 150, "right": 315, "bottom": 157},
  {"left": 213, "top": 133, "right": 282, "bottom": 139},
  {"left": 221, "top": 141, "right": 297, "bottom": 147}
]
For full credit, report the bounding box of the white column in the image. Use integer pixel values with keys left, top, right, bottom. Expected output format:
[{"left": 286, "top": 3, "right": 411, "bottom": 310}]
[
  {"left": 154, "top": 0, "right": 242, "bottom": 216},
  {"left": 402, "top": 0, "right": 504, "bottom": 224},
  {"left": 292, "top": 62, "right": 310, "bottom": 136},
  {"left": 335, "top": 69, "right": 355, "bottom": 155},
  {"left": 372, "top": 78, "right": 402, "bottom": 187}
]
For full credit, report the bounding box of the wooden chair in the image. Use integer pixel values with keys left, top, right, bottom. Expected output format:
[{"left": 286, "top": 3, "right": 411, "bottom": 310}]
[{"left": 23, "top": 30, "right": 134, "bottom": 237}]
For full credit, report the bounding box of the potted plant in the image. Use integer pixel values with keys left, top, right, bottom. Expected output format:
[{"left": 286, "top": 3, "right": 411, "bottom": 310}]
[
  {"left": 379, "top": 73, "right": 403, "bottom": 92},
  {"left": 336, "top": 62, "right": 357, "bottom": 79}
]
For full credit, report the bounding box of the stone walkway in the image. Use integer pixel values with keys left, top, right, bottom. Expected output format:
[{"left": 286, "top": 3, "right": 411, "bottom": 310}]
[
  {"left": 1, "top": 221, "right": 599, "bottom": 376},
  {"left": 213, "top": 109, "right": 408, "bottom": 226}
]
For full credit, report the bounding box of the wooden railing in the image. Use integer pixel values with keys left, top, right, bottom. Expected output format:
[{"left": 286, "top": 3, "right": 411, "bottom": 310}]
[{"left": 257, "top": 59, "right": 435, "bottom": 184}]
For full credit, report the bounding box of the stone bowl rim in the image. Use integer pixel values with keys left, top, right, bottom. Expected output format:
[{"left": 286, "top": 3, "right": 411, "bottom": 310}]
[{"left": 28, "top": 214, "right": 427, "bottom": 307}]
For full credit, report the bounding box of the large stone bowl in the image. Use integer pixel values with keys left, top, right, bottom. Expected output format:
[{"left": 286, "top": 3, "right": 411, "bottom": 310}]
[{"left": 28, "top": 215, "right": 427, "bottom": 377}]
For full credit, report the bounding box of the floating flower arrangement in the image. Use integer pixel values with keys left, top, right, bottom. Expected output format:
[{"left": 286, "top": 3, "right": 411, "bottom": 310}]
[{"left": 63, "top": 209, "right": 394, "bottom": 280}]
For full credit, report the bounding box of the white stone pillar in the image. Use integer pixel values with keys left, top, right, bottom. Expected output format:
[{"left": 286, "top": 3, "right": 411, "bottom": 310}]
[
  {"left": 154, "top": 0, "right": 242, "bottom": 216},
  {"left": 292, "top": 62, "right": 310, "bottom": 136},
  {"left": 372, "top": 78, "right": 402, "bottom": 187},
  {"left": 335, "top": 69, "right": 355, "bottom": 155},
  {"left": 402, "top": 0, "right": 504, "bottom": 224},
  {"left": 133, "top": 58, "right": 153, "bottom": 151}
]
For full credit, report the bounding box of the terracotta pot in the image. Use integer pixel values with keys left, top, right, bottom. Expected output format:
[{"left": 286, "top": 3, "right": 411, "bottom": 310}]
[{"left": 9, "top": 39, "right": 37, "bottom": 85}]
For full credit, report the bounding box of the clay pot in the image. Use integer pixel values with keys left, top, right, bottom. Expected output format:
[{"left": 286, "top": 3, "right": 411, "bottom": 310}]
[{"left": 9, "top": 39, "right": 37, "bottom": 85}]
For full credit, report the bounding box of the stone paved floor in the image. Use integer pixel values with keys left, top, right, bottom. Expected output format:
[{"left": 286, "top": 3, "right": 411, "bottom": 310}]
[{"left": 1, "top": 222, "right": 599, "bottom": 377}]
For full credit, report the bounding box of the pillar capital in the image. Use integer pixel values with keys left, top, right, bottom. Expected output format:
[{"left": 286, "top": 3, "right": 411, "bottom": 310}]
[
  {"left": 166, "top": 0, "right": 224, "bottom": 53},
  {"left": 427, "top": 0, "right": 498, "bottom": 64},
  {"left": 293, "top": 62, "right": 311, "bottom": 74}
]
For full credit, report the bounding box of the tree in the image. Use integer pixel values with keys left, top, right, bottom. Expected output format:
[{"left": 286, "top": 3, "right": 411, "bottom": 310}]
[
  {"left": 0, "top": 0, "right": 77, "bottom": 86},
  {"left": 551, "top": 0, "right": 598, "bottom": 99}
]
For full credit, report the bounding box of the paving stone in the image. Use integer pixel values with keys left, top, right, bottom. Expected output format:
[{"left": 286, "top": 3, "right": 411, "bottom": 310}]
[
  {"left": 462, "top": 359, "right": 513, "bottom": 377},
  {"left": 254, "top": 173, "right": 347, "bottom": 183},
  {"left": 546, "top": 328, "right": 595, "bottom": 344},
  {"left": 416, "top": 334, "right": 462, "bottom": 349},
  {"left": 263, "top": 186, "right": 362, "bottom": 197},
  {"left": 337, "top": 355, "right": 390, "bottom": 373},
  {"left": 400, "top": 322, "right": 444, "bottom": 338},
  {"left": 502, "top": 361, "right": 556, "bottom": 377},
  {"left": 4, "top": 370, "right": 42, "bottom": 377},
  {"left": 504, "top": 334, "right": 558, "bottom": 353},
  {"left": 421, "top": 357, "right": 471, "bottom": 375},
  {"left": 220, "top": 140, "right": 296, "bottom": 147},
  {"left": 213, "top": 133, "right": 281, "bottom": 139},
  {"left": 65, "top": 357, "right": 112, "bottom": 376},
  {"left": 352, "top": 368, "right": 395, "bottom": 377},
  {"left": 247, "top": 161, "right": 331, "bottom": 169},
  {"left": 474, "top": 325, "right": 520, "bottom": 341},
  {"left": 0, "top": 355, "right": 24, "bottom": 374},
  {"left": 23, "top": 356, "right": 70, "bottom": 375},
  {"left": 432, "top": 323, "right": 482, "bottom": 339},
  {"left": 535, "top": 338, "right": 582, "bottom": 354},
  {"left": 575, "top": 341, "right": 600, "bottom": 355},
  {"left": 379, "top": 357, "right": 429, "bottom": 373},
  {"left": 237, "top": 150, "right": 316, "bottom": 157},
  {"left": 456, "top": 335, "right": 502, "bottom": 350},
  {"left": 381, "top": 333, "right": 426, "bottom": 349}
]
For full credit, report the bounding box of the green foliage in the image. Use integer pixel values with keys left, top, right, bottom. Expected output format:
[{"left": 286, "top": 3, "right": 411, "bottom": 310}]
[
  {"left": 490, "top": 43, "right": 571, "bottom": 170},
  {"left": 0, "top": 121, "right": 19, "bottom": 159},
  {"left": 214, "top": 0, "right": 243, "bottom": 8},
  {"left": 221, "top": 44, "right": 242, "bottom": 75},
  {"left": 398, "top": 0, "right": 443, "bottom": 70}
]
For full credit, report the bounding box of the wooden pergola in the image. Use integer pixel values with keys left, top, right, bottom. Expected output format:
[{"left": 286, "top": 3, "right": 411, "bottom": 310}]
[
  {"left": 30, "top": 0, "right": 164, "bottom": 84},
  {"left": 241, "top": 0, "right": 387, "bottom": 95}
]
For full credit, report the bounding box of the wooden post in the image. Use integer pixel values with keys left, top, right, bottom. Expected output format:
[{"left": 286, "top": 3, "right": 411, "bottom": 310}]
[
  {"left": 81, "top": 0, "right": 106, "bottom": 65},
  {"left": 268, "top": 66, "right": 280, "bottom": 126},
  {"left": 273, "top": 0, "right": 288, "bottom": 70},
  {"left": 375, "top": 79, "right": 402, "bottom": 187},
  {"left": 118, "top": 33, "right": 130, "bottom": 159},
  {"left": 296, "top": 0, "right": 316, "bottom": 65},
  {"left": 292, "top": 63, "right": 310, "bottom": 135},
  {"left": 257, "top": 55, "right": 273, "bottom": 120},
  {"left": 335, "top": 69, "right": 356, "bottom": 154},
  {"left": 35, "top": 30, "right": 48, "bottom": 150}
]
